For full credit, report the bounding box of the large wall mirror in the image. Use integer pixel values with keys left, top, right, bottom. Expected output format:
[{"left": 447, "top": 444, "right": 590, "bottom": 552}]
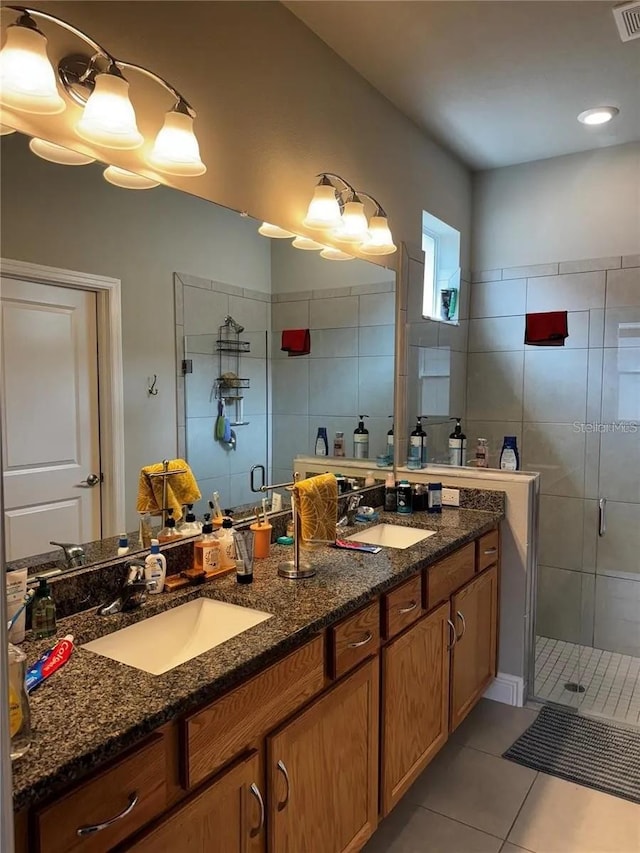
[{"left": 1, "top": 132, "right": 395, "bottom": 569}]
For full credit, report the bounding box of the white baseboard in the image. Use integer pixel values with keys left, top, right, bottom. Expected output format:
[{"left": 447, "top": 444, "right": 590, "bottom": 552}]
[{"left": 484, "top": 672, "right": 524, "bottom": 706}]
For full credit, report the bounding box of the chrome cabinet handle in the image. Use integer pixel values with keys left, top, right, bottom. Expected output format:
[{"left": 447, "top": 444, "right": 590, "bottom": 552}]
[
  {"left": 76, "top": 473, "right": 102, "bottom": 488},
  {"left": 483, "top": 547, "right": 497, "bottom": 555},
  {"left": 276, "top": 760, "right": 290, "bottom": 811},
  {"left": 456, "top": 610, "right": 466, "bottom": 640},
  {"left": 447, "top": 619, "right": 457, "bottom": 650},
  {"left": 348, "top": 631, "right": 373, "bottom": 649},
  {"left": 398, "top": 600, "right": 418, "bottom": 615},
  {"left": 249, "top": 782, "right": 265, "bottom": 836},
  {"left": 76, "top": 793, "right": 138, "bottom": 836},
  {"left": 599, "top": 497, "right": 607, "bottom": 537}
]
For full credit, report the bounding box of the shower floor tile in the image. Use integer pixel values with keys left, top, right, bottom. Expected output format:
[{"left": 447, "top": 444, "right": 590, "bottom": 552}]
[{"left": 535, "top": 636, "right": 640, "bottom": 726}]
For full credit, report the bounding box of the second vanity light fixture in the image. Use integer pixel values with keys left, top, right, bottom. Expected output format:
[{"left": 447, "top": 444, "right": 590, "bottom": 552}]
[{"left": 0, "top": 5, "right": 206, "bottom": 187}]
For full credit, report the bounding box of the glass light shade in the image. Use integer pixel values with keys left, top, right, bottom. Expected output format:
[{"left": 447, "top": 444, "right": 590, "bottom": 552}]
[
  {"left": 333, "top": 200, "right": 369, "bottom": 243},
  {"left": 0, "top": 25, "right": 65, "bottom": 115},
  {"left": 103, "top": 166, "right": 159, "bottom": 190},
  {"left": 320, "top": 247, "right": 355, "bottom": 261},
  {"left": 360, "top": 215, "right": 397, "bottom": 255},
  {"left": 258, "top": 222, "right": 294, "bottom": 238},
  {"left": 0, "top": 124, "right": 15, "bottom": 135},
  {"left": 147, "top": 110, "right": 206, "bottom": 176},
  {"left": 29, "top": 137, "right": 95, "bottom": 165},
  {"left": 303, "top": 184, "right": 341, "bottom": 229},
  {"left": 76, "top": 72, "right": 143, "bottom": 150},
  {"left": 291, "top": 236, "right": 324, "bottom": 251}
]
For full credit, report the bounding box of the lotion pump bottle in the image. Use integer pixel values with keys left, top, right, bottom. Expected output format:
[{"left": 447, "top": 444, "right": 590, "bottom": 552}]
[
  {"left": 353, "top": 415, "right": 370, "bottom": 459},
  {"left": 218, "top": 518, "right": 237, "bottom": 571},
  {"left": 409, "top": 416, "right": 428, "bottom": 465},
  {"left": 145, "top": 539, "right": 166, "bottom": 593},
  {"left": 449, "top": 417, "right": 467, "bottom": 467},
  {"left": 158, "top": 508, "right": 181, "bottom": 543}
]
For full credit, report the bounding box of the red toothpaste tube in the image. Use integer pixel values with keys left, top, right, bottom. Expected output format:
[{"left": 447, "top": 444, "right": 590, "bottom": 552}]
[
  {"left": 334, "top": 539, "right": 382, "bottom": 554},
  {"left": 26, "top": 634, "right": 74, "bottom": 693}
]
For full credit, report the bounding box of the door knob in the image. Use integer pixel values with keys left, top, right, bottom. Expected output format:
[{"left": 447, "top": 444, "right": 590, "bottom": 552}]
[{"left": 77, "top": 473, "right": 102, "bottom": 487}]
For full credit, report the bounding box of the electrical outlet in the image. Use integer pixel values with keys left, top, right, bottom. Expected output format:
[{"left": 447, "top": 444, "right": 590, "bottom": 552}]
[{"left": 442, "top": 487, "right": 460, "bottom": 507}]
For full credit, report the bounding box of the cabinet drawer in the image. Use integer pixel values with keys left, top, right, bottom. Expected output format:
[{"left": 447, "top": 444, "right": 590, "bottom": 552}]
[
  {"left": 477, "top": 528, "right": 499, "bottom": 572},
  {"left": 425, "top": 543, "right": 475, "bottom": 610},
  {"left": 383, "top": 574, "right": 423, "bottom": 640},
  {"left": 183, "top": 635, "right": 325, "bottom": 789},
  {"left": 35, "top": 734, "right": 167, "bottom": 853},
  {"left": 329, "top": 601, "right": 380, "bottom": 679}
]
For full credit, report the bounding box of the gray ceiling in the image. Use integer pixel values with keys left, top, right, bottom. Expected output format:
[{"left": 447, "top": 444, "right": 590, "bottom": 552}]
[{"left": 285, "top": 1, "right": 640, "bottom": 170}]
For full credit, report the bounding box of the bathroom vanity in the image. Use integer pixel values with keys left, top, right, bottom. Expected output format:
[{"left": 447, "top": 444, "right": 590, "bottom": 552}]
[{"left": 13, "top": 509, "right": 501, "bottom": 853}]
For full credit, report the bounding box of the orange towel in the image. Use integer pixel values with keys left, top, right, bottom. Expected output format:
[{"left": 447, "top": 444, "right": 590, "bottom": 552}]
[
  {"left": 136, "top": 459, "right": 201, "bottom": 521},
  {"left": 293, "top": 473, "right": 337, "bottom": 545}
]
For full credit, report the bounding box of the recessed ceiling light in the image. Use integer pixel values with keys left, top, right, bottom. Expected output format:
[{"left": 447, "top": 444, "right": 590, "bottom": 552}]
[{"left": 577, "top": 106, "right": 619, "bottom": 126}]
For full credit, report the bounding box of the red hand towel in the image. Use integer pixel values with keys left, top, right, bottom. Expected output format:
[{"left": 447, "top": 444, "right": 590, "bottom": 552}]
[
  {"left": 525, "top": 311, "right": 568, "bottom": 346},
  {"left": 281, "top": 329, "right": 311, "bottom": 356}
]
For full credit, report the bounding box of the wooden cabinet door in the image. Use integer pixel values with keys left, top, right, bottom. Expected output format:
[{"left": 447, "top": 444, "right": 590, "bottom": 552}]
[
  {"left": 450, "top": 565, "right": 498, "bottom": 732},
  {"left": 127, "top": 751, "right": 264, "bottom": 853},
  {"left": 267, "top": 658, "right": 379, "bottom": 853},
  {"left": 381, "top": 602, "right": 450, "bottom": 816}
]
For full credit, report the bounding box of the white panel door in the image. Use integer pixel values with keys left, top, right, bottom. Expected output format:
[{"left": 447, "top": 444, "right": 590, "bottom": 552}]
[{"left": 1, "top": 277, "right": 101, "bottom": 559}]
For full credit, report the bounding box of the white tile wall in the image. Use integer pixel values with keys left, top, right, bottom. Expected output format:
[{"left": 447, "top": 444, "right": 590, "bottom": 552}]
[
  {"left": 536, "top": 565, "right": 594, "bottom": 645},
  {"left": 523, "top": 349, "right": 588, "bottom": 423},
  {"left": 310, "top": 295, "right": 358, "bottom": 329},
  {"left": 466, "top": 351, "right": 524, "bottom": 421},
  {"left": 470, "top": 278, "right": 527, "bottom": 319},
  {"left": 558, "top": 257, "right": 621, "bottom": 274},
  {"left": 538, "top": 495, "right": 586, "bottom": 572},
  {"left": 605, "top": 267, "right": 640, "bottom": 308},
  {"left": 525, "top": 271, "right": 606, "bottom": 313},
  {"left": 522, "top": 422, "right": 586, "bottom": 497},
  {"left": 594, "top": 575, "right": 640, "bottom": 656}
]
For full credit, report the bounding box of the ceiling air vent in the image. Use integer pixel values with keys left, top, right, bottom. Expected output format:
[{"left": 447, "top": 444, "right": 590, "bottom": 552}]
[{"left": 613, "top": 0, "right": 640, "bottom": 41}]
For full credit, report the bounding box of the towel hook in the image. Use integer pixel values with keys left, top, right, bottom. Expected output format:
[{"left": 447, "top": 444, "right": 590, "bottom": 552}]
[{"left": 148, "top": 375, "right": 158, "bottom": 396}]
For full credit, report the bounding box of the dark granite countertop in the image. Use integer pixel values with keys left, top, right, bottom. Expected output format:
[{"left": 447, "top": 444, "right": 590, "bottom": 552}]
[{"left": 12, "top": 507, "right": 502, "bottom": 812}]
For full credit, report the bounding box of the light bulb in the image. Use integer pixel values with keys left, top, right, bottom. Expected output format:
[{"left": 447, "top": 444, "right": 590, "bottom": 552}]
[
  {"left": 29, "top": 137, "right": 95, "bottom": 165},
  {"left": 258, "top": 222, "right": 294, "bottom": 238},
  {"left": 0, "top": 124, "right": 15, "bottom": 135},
  {"left": 360, "top": 215, "right": 397, "bottom": 255},
  {"left": 333, "top": 200, "right": 369, "bottom": 243},
  {"left": 292, "top": 236, "right": 324, "bottom": 250},
  {"left": 577, "top": 106, "right": 619, "bottom": 126},
  {"left": 147, "top": 108, "right": 206, "bottom": 176},
  {"left": 303, "top": 183, "right": 341, "bottom": 229},
  {"left": 0, "top": 21, "right": 65, "bottom": 115},
  {"left": 76, "top": 71, "right": 143, "bottom": 150},
  {"left": 103, "top": 166, "right": 159, "bottom": 190},
  {"left": 320, "top": 247, "right": 355, "bottom": 261}
]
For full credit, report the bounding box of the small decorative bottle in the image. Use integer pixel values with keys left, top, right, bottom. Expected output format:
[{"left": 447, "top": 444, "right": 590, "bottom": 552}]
[
  {"left": 32, "top": 577, "right": 56, "bottom": 640},
  {"left": 194, "top": 514, "right": 220, "bottom": 573}
]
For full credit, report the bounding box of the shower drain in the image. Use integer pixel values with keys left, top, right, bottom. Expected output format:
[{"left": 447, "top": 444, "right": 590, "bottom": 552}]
[{"left": 564, "top": 682, "right": 586, "bottom": 693}]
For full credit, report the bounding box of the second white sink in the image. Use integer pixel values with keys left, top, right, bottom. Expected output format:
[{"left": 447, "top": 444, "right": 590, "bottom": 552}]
[
  {"left": 348, "top": 523, "right": 436, "bottom": 550},
  {"left": 83, "top": 598, "right": 272, "bottom": 675}
]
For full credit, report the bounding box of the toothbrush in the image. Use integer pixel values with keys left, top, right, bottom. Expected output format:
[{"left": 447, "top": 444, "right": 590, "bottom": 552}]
[
  {"left": 7, "top": 589, "right": 35, "bottom": 633},
  {"left": 261, "top": 498, "right": 268, "bottom": 525}
]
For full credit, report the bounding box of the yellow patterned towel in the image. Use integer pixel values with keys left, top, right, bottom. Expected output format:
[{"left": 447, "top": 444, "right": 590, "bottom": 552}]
[
  {"left": 294, "top": 473, "right": 338, "bottom": 545},
  {"left": 136, "top": 459, "right": 201, "bottom": 521}
]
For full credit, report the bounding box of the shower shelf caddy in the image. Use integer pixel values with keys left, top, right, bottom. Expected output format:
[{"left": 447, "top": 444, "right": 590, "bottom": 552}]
[{"left": 215, "top": 317, "right": 250, "bottom": 426}]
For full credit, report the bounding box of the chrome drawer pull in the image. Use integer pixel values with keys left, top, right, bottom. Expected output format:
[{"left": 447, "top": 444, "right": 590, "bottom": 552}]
[
  {"left": 447, "top": 619, "right": 457, "bottom": 650},
  {"left": 276, "top": 759, "right": 290, "bottom": 811},
  {"left": 483, "top": 547, "right": 497, "bottom": 555},
  {"left": 348, "top": 631, "right": 373, "bottom": 649},
  {"left": 456, "top": 610, "right": 467, "bottom": 640},
  {"left": 76, "top": 792, "right": 138, "bottom": 836},
  {"left": 250, "top": 782, "right": 265, "bottom": 836},
  {"left": 398, "top": 600, "right": 418, "bottom": 615}
]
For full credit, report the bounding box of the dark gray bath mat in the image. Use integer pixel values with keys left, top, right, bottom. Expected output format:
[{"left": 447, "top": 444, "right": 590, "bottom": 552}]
[{"left": 503, "top": 704, "right": 640, "bottom": 804}]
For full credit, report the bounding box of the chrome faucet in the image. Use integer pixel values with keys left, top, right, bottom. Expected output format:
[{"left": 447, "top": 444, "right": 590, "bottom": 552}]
[
  {"left": 97, "top": 560, "right": 156, "bottom": 616},
  {"left": 50, "top": 541, "right": 86, "bottom": 569}
]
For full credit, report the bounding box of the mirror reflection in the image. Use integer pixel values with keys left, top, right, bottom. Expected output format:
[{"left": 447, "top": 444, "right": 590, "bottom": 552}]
[{"left": 1, "top": 132, "right": 395, "bottom": 571}]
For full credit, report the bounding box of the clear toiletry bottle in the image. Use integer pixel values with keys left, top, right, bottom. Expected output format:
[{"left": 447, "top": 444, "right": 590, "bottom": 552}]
[
  {"left": 333, "top": 431, "right": 345, "bottom": 457},
  {"left": 500, "top": 436, "right": 520, "bottom": 471},
  {"left": 158, "top": 508, "right": 181, "bottom": 543},
  {"left": 475, "top": 438, "right": 489, "bottom": 468},
  {"left": 194, "top": 514, "right": 220, "bottom": 572},
  {"left": 315, "top": 427, "right": 329, "bottom": 456},
  {"left": 32, "top": 577, "right": 56, "bottom": 640},
  {"left": 353, "top": 415, "right": 370, "bottom": 459},
  {"left": 449, "top": 417, "right": 467, "bottom": 466},
  {"left": 8, "top": 641, "right": 31, "bottom": 760}
]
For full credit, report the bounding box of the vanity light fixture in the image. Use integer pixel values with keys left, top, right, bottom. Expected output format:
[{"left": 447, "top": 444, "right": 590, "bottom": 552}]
[
  {"left": 292, "top": 236, "right": 325, "bottom": 251},
  {"left": 0, "top": 6, "right": 205, "bottom": 176},
  {"left": 29, "top": 136, "right": 95, "bottom": 165},
  {"left": 303, "top": 175, "right": 342, "bottom": 229},
  {"left": 360, "top": 214, "right": 396, "bottom": 256},
  {"left": 103, "top": 165, "right": 159, "bottom": 190},
  {"left": 258, "top": 222, "right": 295, "bottom": 238},
  {"left": 319, "top": 247, "right": 355, "bottom": 261},
  {"left": 577, "top": 106, "right": 619, "bottom": 125}
]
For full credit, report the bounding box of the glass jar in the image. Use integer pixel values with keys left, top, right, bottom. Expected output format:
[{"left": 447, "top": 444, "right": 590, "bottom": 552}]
[{"left": 8, "top": 641, "right": 31, "bottom": 760}]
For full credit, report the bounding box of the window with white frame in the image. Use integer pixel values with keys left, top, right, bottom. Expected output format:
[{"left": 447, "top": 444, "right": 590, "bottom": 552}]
[{"left": 421, "top": 211, "right": 461, "bottom": 324}]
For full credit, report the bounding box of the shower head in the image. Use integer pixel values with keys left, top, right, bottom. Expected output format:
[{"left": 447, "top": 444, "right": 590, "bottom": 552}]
[{"left": 224, "top": 315, "right": 245, "bottom": 334}]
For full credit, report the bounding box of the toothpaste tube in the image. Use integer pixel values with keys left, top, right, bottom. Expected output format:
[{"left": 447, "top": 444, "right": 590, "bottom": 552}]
[
  {"left": 334, "top": 539, "right": 382, "bottom": 554},
  {"left": 26, "top": 634, "right": 74, "bottom": 693}
]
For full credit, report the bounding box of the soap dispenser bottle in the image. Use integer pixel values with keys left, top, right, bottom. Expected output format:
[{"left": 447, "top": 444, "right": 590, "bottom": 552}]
[
  {"left": 315, "top": 427, "right": 329, "bottom": 456},
  {"left": 194, "top": 514, "right": 220, "bottom": 572},
  {"left": 353, "top": 415, "right": 370, "bottom": 459},
  {"left": 158, "top": 508, "right": 181, "bottom": 543},
  {"left": 387, "top": 416, "right": 394, "bottom": 462},
  {"left": 218, "top": 518, "right": 237, "bottom": 571},
  {"left": 449, "top": 418, "right": 467, "bottom": 467},
  {"left": 409, "top": 416, "right": 428, "bottom": 465},
  {"left": 32, "top": 577, "right": 56, "bottom": 640},
  {"left": 179, "top": 504, "right": 202, "bottom": 537}
]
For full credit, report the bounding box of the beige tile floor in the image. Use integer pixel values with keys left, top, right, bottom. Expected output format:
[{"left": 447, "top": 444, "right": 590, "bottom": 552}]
[{"left": 364, "top": 699, "right": 640, "bottom": 853}]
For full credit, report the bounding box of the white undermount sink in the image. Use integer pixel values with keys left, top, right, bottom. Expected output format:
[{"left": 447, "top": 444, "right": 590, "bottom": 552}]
[
  {"left": 82, "top": 598, "right": 272, "bottom": 675},
  {"left": 348, "top": 523, "right": 437, "bottom": 550}
]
